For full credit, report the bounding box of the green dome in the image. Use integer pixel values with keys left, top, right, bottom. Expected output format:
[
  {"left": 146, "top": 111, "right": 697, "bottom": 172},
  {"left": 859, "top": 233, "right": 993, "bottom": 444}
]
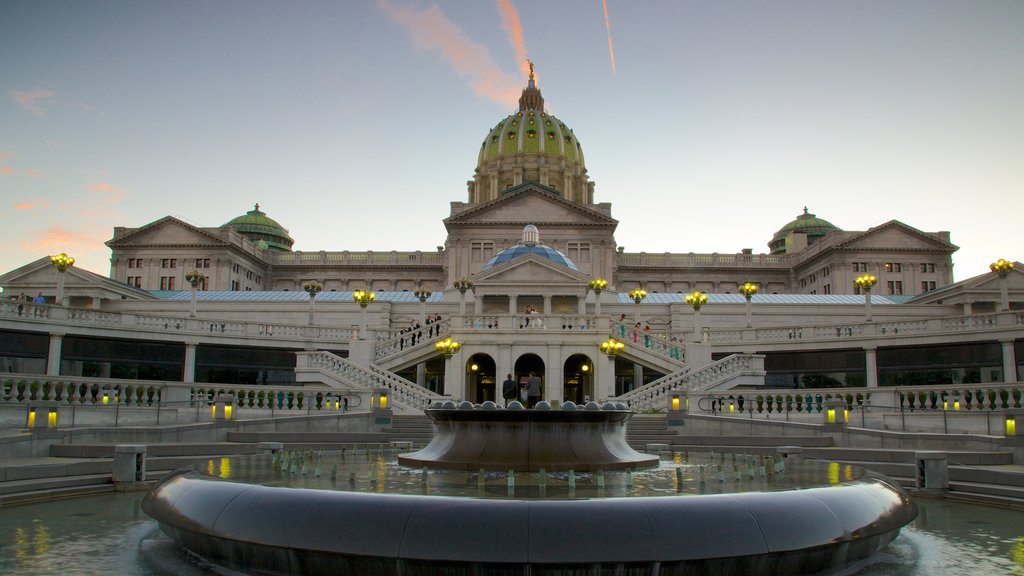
[
  {"left": 769, "top": 208, "right": 840, "bottom": 254},
  {"left": 468, "top": 66, "right": 592, "bottom": 205},
  {"left": 224, "top": 204, "right": 294, "bottom": 251},
  {"left": 477, "top": 110, "right": 583, "bottom": 166}
]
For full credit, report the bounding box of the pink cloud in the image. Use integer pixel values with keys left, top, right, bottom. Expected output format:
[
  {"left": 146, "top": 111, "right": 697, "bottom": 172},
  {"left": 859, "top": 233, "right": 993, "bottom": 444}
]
[
  {"left": 21, "top": 226, "right": 101, "bottom": 252},
  {"left": 378, "top": 0, "right": 521, "bottom": 107},
  {"left": 14, "top": 200, "right": 51, "bottom": 211},
  {"left": 497, "top": 0, "right": 532, "bottom": 82},
  {"left": 0, "top": 166, "right": 15, "bottom": 175},
  {"left": 0, "top": 151, "right": 15, "bottom": 162},
  {"left": 11, "top": 88, "right": 56, "bottom": 115},
  {"left": 88, "top": 181, "right": 127, "bottom": 204}
]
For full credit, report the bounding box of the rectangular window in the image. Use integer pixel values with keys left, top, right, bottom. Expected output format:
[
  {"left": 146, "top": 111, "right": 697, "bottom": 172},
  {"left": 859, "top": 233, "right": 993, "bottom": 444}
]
[
  {"left": 195, "top": 258, "right": 211, "bottom": 269},
  {"left": 852, "top": 262, "right": 868, "bottom": 272},
  {"left": 921, "top": 281, "right": 936, "bottom": 292},
  {"left": 470, "top": 241, "right": 494, "bottom": 262},
  {"left": 128, "top": 260, "right": 135, "bottom": 269},
  {"left": 823, "top": 284, "right": 831, "bottom": 294},
  {"left": 160, "top": 276, "right": 176, "bottom": 290},
  {"left": 231, "top": 280, "right": 239, "bottom": 291},
  {"left": 919, "top": 263, "right": 935, "bottom": 273},
  {"left": 887, "top": 280, "right": 903, "bottom": 295},
  {"left": 567, "top": 242, "right": 592, "bottom": 263},
  {"left": 884, "top": 262, "right": 901, "bottom": 273}
]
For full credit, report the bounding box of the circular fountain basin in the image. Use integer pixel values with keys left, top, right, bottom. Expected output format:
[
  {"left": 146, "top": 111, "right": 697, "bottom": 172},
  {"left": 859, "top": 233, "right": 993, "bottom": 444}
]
[
  {"left": 398, "top": 400, "right": 659, "bottom": 471},
  {"left": 143, "top": 452, "right": 917, "bottom": 575}
]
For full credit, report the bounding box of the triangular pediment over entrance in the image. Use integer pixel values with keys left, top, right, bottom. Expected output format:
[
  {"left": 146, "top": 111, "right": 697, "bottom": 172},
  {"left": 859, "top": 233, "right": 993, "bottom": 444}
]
[
  {"left": 472, "top": 254, "right": 591, "bottom": 292},
  {"left": 445, "top": 183, "right": 617, "bottom": 231},
  {"left": 0, "top": 257, "right": 156, "bottom": 304},
  {"left": 106, "top": 216, "right": 231, "bottom": 248},
  {"left": 836, "top": 220, "right": 957, "bottom": 252}
]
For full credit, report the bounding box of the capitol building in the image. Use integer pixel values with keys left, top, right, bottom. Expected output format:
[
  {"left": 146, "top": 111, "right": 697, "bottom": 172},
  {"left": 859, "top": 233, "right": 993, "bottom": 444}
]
[{"left": 1, "top": 73, "right": 1021, "bottom": 412}]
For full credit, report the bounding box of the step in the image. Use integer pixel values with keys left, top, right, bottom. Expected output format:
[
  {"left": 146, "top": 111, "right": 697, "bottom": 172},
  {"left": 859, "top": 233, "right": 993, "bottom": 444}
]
[
  {"left": 803, "top": 447, "right": 1013, "bottom": 466},
  {"left": 0, "top": 473, "right": 113, "bottom": 496},
  {"left": 226, "top": 432, "right": 389, "bottom": 443},
  {"left": 0, "top": 484, "right": 114, "bottom": 508},
  {"left": 50, "top": 442, "right": 257, "bottom": 459},
  {"left": 670, "top": 436, "right": 834, "bottom": 447}
]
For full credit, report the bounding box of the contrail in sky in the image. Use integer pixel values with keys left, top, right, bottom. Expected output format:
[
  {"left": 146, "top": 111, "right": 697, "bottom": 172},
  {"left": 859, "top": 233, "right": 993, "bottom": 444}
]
[
  {"left": 602, "top": 0, "right": 617, "bottom": 74},
  {"left": 497, "top": 0, "right": 532, "bottom": 82}
]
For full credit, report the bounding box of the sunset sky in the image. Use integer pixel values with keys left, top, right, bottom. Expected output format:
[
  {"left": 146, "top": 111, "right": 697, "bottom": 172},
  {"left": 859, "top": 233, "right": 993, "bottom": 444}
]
[{"left": 2, "top": 1, "right": 1021, "bottom": 284}]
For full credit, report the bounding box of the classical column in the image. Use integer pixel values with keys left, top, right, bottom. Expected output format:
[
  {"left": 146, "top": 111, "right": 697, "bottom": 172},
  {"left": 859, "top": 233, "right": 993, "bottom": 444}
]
[
  {"left": 416, "top": 362, "right": 426, "bottom": 387},
  {"left": 509, "top": 295, "right": 518, "bottom": 315},
  {"left": 543, "top": 296, "right": 552, "bottom": 315},
  {"left": 1002, "top": 340, "right": 1018, "bottom": 383},
  {"left": 633, "top": 363, "right": 644, "bottom": 392},
  {"left": 864, "top": 346, "right": 878, "bottom": 388},
  {"left": 46, "top": 333, "right": 64, "bottom": 376},
  {"left": 597, "top": 353, "right": 615, "bottom": 400},
  {"left": 183, "top": 342, "right": 197, "bottom": 383},
  {"left": 547, "top": 344, "right": 562, "bottom": 402}
]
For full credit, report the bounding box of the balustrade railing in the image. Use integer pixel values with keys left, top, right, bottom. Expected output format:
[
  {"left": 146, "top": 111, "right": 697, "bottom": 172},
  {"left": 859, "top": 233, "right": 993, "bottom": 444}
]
[
  {"left": 615, "top": 354, "right": 760, "bottom": 410},
  {"left": 301, "top": 351, "right": 443, "bottom": 411},
  {"left": 374, "top": 318, "right": 451, "bottom": 360},
  {"left": 611, "top": 322, "right": 685, "bottom": 363}
]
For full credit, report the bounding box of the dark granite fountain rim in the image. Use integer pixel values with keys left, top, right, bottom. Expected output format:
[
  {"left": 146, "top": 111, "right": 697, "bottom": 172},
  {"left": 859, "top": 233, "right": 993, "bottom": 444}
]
[{"left": 143, "top": 468, "right": 917, "bottom": 572}]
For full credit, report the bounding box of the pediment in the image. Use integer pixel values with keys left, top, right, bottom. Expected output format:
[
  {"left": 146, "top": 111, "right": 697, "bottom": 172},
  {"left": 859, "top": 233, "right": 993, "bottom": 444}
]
[
  {"left": 0, "top": 257, "right": 156, "bottom": 301},
  {"left": 445, "top": 184, "right": 617, "bottom": 230},
  {"left": 106, "top": 216, "right": 229, "bottom": 248},
  {"left": 837, "top": 221, "right": 956, "bottom": 252},
  {"left": 473, "top": 254, "right": 590, "bottom": 287}
]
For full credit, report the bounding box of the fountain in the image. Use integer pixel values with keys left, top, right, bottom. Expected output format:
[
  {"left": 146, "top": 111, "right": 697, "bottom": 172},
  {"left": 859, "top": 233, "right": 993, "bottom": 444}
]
[{"left": 142, "top": 402, "right": 917, "bottom": 575}]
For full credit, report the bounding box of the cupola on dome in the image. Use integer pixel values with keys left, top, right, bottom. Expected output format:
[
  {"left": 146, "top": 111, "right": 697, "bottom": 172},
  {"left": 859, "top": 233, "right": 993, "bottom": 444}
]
[
  {"left": 481, "top": 225, "right": 578, "bottom": 271},
  {"left": 224, "top": 204, "right": 294, "bottom": 251}
]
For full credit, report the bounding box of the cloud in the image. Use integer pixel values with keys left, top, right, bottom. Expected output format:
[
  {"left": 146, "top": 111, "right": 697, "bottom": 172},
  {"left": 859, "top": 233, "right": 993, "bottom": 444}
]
[
  {"left": 378, "top": 0, "right": 521, "bottom": 107},
  {"left": 21, "top": 226, "right": 101, "bottom": 252},
  {"left": 0, "top": 166, "right": 15, "bottom": 175},
  {"left": 496, "top": 0, "right": 532, "bottom": 81},
  {"left": 88, "top": 181, "right": 127, "bottom": 204},
  {"left": 15, "top": 202, "right": 38, "bottom": 210},
  {"left": 11, "top": 88, "right": 56, "bottom": 115}
]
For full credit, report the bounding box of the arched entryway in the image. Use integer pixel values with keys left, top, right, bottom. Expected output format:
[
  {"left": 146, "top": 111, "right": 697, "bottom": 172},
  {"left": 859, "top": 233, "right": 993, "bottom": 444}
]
[
  {"left": 563, "top": 354, "right": 594, "bottom": 404},
  {"left": 513, "top": 353, "right": 545, "bottom": 403},
  {"left": 466, "top": 353, "right": 496, "bottom": 403}
]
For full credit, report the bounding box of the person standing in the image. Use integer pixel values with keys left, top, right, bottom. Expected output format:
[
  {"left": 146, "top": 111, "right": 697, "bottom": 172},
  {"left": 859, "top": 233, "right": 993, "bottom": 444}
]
[
  {"left": 501, "top": 373, "right": 517, "bottom": 407},
  {"left": 526, "top": 371, "right": 541, "bottom": 408}
]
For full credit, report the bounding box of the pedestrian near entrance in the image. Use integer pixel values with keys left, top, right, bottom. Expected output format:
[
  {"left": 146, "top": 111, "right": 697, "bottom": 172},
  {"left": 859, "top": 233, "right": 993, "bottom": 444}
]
[
  {"left": 502, "top": 373, "right": 518, "bottom": 406},
  {"left": 526, "top": 371, "right": 541, "bottom": 408}
]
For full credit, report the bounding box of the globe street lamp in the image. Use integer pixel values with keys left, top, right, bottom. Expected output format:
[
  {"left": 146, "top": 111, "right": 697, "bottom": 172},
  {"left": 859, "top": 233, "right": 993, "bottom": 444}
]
[
  {"left": 353, "top": 289, "right": 376, "bottom": 339},
  {"left": 49, "top": 252, "right": 75, "bottom": 306},
  {"left": 303, "top": 280, "right": 323, "bottom": 325},
  {"left": 435, "top": 337, "right": 462, "bottom": 357},
  {"left": 738, "top": 282, "right": 759, "bottom": 328},
  {"left": 990, "top": 258, "right": 1014, "bottom": 311},
  {"left": 628, "top": 287, "right": 647, "bottom": 325},
  {"left": 589, "top": 278, "right": 608, "bottom": 316},
  {"left": 414, "top": 288, "right": 433, "bottom": 324},
  {"left": 599, "top": 338, "right": 624, "bottom": 357},
  {"left": 855, "top": 274, "right": 878, "bottom": 322},
  {"left": 453, "top": 278, "right": 474, "bottom": 315},
  {"left": 435, "top": 337, "right": 462, "bottom": 398},
  {"left": 185, "top": 270, "right": 207, "bottom": 318},
  {"left": 685, "top": 291, "right": 708, "bottom": 341}
]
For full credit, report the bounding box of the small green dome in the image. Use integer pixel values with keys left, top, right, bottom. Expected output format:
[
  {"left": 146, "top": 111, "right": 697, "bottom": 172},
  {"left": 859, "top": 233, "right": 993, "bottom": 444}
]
[
  {"left": 769, "top": 208, "right": 840, "bottom": 254},
  {"left": 224, "top": 204, "right": 294, "bottom": 251}
]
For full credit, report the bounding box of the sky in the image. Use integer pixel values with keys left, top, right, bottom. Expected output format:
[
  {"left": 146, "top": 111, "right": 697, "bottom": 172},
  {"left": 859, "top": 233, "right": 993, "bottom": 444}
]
[{"left": 1, "top": 0, "right": 1021, "bottom": 282}]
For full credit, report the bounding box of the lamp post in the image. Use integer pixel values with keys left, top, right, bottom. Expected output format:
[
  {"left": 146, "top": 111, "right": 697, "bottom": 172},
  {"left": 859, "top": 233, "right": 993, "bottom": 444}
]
[
  {"left": 738, "top": 282, "right": 759, "bottom": 328},
  {"left": 855, "top": 274, "right": 878, "bottom": 322},
  {"left": 990, "top": 258, "right": 1014, "bottom": 312},
  {"left": 685, "top": 291, "right": 708, "bottom": 341},
  {"left": 628, "top": 287, "right": 647, "bottom": 325},
  {"left": 599, "top": 337, "right": 624, "bottom": 400},
  {"left": 303, "top": 280, "right": 323, "bottom": 325},
  {"left": 185, "top": 270, "right": 206, "bottom": 318},
  {"left": 435, "top": 337, "right": 462, "bottom": 398},
  {"left": 353, "top": 289, "right": 375, "bottom": 339},
  {"left": 589, "top": 278, "right": 608, "bottom": 316},
  {"left": 414, "top": 288, "right": 433, "bottom": 324},
  {"left": 49, "top": 252, "right": 75, "bottom": 306},
  {"left": 453, "top": 278, "right": 474, "bottom": 315}
]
